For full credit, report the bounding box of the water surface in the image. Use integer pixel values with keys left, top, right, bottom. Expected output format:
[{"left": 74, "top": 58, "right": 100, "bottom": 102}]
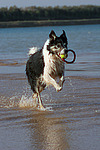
[{"left": 0, "top": 25, "right": 100, "bottom": 150}]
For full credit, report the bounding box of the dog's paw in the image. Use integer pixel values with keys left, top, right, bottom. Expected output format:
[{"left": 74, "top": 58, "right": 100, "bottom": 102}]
[{"left": 56, "top": 86, "right": 62, "bottom": 92}]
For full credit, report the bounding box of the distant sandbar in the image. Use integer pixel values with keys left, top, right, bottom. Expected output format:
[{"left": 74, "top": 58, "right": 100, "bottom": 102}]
[{"left": 0, "top": 19, "right": 100, "bottom": 28}]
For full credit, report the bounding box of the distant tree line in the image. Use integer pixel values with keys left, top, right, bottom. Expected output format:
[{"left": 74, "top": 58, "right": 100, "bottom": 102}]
[{"left": 0, "top": 5, "right": 100, "bottom": 22}]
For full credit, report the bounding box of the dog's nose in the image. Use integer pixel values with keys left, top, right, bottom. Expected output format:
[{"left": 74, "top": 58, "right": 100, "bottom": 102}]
[{"left": 60, "top": 48, "right": 68, "bottom": 55}]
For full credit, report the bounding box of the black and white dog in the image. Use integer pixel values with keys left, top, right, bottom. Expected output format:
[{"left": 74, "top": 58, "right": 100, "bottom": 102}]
[{"left": 26, "top": 30, "right": 68, "bottom": 109}]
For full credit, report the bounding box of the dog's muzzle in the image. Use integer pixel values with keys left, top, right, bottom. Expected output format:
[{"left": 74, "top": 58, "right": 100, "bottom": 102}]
[{"left": 59, "top": 49, "right": 68, "bottom": 59}]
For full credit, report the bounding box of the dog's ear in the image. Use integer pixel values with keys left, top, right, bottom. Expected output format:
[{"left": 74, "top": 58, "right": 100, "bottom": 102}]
[
  {"left": 60, "top": 30, "right": 68, "bottom": 46},
  {"left": 60, "top": 30, "right": 67, "bottom": 39},
  {"left": 49, "top": 30, "right": 56, "bottom": 40}
]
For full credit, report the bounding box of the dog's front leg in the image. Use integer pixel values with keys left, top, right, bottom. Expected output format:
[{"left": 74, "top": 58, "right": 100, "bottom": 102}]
[{"left": 44, "top": 74, "right": 62, "bottom": 92}]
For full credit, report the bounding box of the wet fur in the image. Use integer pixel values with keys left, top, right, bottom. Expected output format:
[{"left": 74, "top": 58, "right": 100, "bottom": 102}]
[{"left": 26, "top": 30, "right": 68, "bottom": 109}]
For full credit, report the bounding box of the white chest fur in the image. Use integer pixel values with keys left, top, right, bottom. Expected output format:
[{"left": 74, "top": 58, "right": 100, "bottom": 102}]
[{"left": 43, "top": 42, "right": 64, "bottom": 78}]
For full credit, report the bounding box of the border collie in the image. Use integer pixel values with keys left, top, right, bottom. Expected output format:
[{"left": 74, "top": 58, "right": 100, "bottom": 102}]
[{"left": 26, "top": 30, "right": 68, "bottom": 110}]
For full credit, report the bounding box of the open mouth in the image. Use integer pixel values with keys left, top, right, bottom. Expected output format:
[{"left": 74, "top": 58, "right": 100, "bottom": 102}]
[{"left": 58, "top": 49, "right": 68, "bottom": 59}]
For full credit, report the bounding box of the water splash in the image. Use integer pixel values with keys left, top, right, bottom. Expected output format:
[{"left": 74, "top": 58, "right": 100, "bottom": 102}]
[
  {"left": 0, "top": 87, "right": 53, "bottom": 111},
  {"left": 0, "top": 95, "right": 19, "bottom": 108},
  {"left": 19, "top": 94, "right": 53, "bottom": 111},
  {"left": 67, "top": 77, "right": 75, "bottom": 98},
  {"left": 19, "top": 95, "right": 37, "bottom": 108}
]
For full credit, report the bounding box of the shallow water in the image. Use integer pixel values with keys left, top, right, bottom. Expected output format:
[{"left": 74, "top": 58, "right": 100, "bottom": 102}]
[{"left": 0, "top": 25, "right": 100, "bottom": 150}]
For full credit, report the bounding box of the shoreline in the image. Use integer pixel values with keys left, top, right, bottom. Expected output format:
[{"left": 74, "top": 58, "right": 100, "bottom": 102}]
[{"left": 0, "top": 19, "right": 100, "bottom": 28}]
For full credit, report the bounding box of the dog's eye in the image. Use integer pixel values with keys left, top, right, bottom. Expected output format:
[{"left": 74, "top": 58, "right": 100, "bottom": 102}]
[{"left": 57, "top": 44, "right": 61, "bottom": 48}]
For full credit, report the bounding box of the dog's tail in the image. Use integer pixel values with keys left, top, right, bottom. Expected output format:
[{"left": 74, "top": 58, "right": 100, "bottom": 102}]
[{"left": 28, "top": 47, "right": 39, "bottom": 56}]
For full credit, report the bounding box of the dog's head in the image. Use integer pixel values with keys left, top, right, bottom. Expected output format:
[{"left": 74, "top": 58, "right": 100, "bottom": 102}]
[{"left": 47, "top": 30, "right": 68, "bottom": 56}]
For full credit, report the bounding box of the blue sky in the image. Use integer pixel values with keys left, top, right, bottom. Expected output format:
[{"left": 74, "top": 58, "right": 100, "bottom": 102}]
[{"left": 0, "top": 0, "right": 100, "bottom": 8}]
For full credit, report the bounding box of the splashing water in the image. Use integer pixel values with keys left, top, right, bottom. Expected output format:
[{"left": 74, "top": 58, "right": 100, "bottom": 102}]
[
  {"left": 19, "top": 94, "right": 53, "bottom": 111},
  {"left": 0, "top": 95, "right": 19, "bottom": 108},
  {"left": 67, "top": 77, "right": 75, "bottom": 98},
  {"left": 19, "top": 95, "right": 37, "bottom": 108}
]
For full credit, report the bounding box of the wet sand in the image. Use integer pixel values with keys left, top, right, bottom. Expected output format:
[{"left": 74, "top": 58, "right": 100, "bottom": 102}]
[{"left": 0, "top": 53, "right": 100, "bottom": 150}]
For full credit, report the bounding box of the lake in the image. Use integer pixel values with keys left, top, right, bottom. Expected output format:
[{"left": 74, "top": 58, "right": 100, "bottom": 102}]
[{"left": 0, "top": 24, "right": 100, "bottom": 150}]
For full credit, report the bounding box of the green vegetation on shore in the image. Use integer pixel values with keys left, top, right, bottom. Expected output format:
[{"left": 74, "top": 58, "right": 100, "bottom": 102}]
[
  {"left": 0, "top": 5, "right": 100, "bottom": 28},
  {"left": 0, "top": 5, "right": 100, "bottom": 22}
]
